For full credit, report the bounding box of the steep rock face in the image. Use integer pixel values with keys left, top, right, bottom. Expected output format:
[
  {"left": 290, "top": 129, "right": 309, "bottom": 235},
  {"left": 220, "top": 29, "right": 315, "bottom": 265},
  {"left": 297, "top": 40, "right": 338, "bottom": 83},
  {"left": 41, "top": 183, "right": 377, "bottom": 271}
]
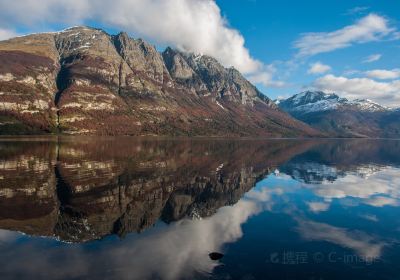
[
  {"left": 162, "top": 48, "right": 274, "bottom": 106},
  {"left": 278, "top": 91, "right": 398, "bottom": 138},
  {"left": 0, "top": 26, "right": 319, "bottom": 137},
  {"left": 54, "top": 27, "right": 141, "bottom": 135},
  {"left": 0, "top": 34, "right": 60, "bottom": 134},
  {"left": 113, "top": 32, "right": 171, "bottom": 85},
  {"left": 162, "top": 47, "right": 195, "bottom": 80}
]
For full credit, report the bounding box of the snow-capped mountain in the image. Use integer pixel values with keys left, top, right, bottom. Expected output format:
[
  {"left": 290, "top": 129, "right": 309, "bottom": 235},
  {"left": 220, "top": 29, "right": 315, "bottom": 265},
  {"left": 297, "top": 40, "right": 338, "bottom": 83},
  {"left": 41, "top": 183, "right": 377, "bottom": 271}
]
[
  {"left": 278, "top": 91, "right": 399, "bottom": 138},
  {"left": 278, "top": 91, "right": 389, "bottom": 115}
]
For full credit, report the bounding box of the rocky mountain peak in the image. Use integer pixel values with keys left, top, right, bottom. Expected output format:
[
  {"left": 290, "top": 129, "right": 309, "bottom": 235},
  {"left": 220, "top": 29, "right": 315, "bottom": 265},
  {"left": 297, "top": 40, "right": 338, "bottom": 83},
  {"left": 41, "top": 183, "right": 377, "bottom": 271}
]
[
  {"left": 280, "top": 90, "right": 390, "bottom": 114},
  {"left": 278, "top": 91, "right": 343, "bottom": 115},
  {"left": 112, "top": 32, "right": 170, "bottom": 84},
  {"left": 291, "top": 91, "right": 345, "bottom": 105},
  {"left": 113, "top": 32, "right": 130, "bottom": 54},
  {"left": 277, "top": 90, "right": 398, "bottom": 138},
  {"left": 162, "top": 47, "right": 274, "bottom": 106},
  {"left": 0, "top": 26, "right": 319, "bottom": 137},
  {"left": 162, "top": 47, "right": 195, "bottom": 80},
  {"left": 349, "top": 98, "right": 389, "bottom": 112},
  {"left": 54, "top": 26, "right": 110, "bottom": 58}
]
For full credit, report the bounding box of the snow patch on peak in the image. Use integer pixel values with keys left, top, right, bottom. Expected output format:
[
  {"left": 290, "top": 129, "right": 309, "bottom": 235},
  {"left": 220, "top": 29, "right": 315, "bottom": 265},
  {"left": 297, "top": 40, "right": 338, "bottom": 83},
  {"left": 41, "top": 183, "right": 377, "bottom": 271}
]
[
  {"left": 192, "top": 53, "right": 203, "bottom": 62},
  {"left": 349, "top": 99, "right": 389, "bottom": 112},
  {"left": 289, "top": 99, "right": 341, "bottom": 113},
  {"left": 280, "top": 91, "right": 390, "bottom": 114},
  {"left": 9, "top": 26, "right": 99, "bottom": 40},
  {"left": 291, "top": 91, "right": 341, "bottom": 106}
]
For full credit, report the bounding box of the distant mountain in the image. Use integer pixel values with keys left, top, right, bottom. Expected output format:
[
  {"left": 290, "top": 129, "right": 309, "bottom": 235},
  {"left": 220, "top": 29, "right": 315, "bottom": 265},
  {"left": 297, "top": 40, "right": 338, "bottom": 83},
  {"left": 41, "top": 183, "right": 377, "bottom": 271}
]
[
  {"left": 278, "top": 91, "right": 389, "bottom": 114},
  {"left": 278, "top": 91, "right": 400, "bottom": 138},
  {"left": 0, "top": 26, "right": 319, "bottom": 137}
]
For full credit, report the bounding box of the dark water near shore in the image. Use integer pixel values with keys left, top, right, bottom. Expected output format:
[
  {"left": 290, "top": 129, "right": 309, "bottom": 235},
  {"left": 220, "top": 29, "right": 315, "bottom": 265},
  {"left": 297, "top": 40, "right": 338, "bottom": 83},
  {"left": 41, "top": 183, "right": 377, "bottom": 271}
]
[{"left": 0, "top": 137, "right": 399, "bottom": 279}]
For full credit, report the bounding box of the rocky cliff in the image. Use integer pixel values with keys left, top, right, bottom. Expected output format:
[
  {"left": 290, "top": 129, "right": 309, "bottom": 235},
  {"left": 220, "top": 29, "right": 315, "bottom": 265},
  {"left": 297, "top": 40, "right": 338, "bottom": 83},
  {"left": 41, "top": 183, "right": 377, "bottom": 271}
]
[{"left": 0, "top": 26, "right": 319, "bottom": 137}]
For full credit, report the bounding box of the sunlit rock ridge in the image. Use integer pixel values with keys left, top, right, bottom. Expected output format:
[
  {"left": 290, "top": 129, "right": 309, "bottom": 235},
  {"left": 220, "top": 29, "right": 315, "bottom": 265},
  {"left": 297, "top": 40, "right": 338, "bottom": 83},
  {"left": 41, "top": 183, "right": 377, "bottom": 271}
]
[{"left": 0, "top": 26, "right": 319, "bottom": 137}]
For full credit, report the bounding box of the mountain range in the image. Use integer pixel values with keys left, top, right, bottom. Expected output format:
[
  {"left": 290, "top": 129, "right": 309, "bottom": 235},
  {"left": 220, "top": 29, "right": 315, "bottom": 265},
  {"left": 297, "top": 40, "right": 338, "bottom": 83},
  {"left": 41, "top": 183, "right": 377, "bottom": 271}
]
[
  {"left": 0, "top": 26, "right": 318, "bottom": 137},
  {"left": 277, "top": 91, "right": 400, "bottom": 138},
  {"left": 1, "top": 26, "right": 399, "bottom": 138}
]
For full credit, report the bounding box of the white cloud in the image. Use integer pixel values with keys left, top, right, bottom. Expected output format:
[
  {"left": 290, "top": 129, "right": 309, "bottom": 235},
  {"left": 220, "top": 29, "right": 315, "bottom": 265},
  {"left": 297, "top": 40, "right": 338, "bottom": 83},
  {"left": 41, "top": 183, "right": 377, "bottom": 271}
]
[
  {"left": 307, "top": 201, "right": 330, "bottom": 213},
  {"left": 365, "top": 69, "right": 400, "bottom": 80},
  {"left": 359, "top": 214, "right": 378, "bottom": 222},
  {"left": 0, "top": 199, "right": 262, "bottom": 280},
  {"left": 294, "top": 14, "right": 396, "bottom": 56},
  {"left": 305, "top": 167, "right": 400, "bottom": 207},
  {"left": 364, "top": 196, "right": 398, "bottom": 207},
  {"left": 0, "top": 28, "right": 18, "bottom": 41},
  {"left": 0, "top": 0, "right": 91, "bottom": 26},
  {"left": 307, "top": 62, "right": 331, "bottom": 74},
  {"left": 344, "top": 6, "right": 369, "bottom": 16},
  {"left": 247, "top": 65, "right": 286, "bottom": 87},
  {"left": 296, "top": 218, "right": 386, "bottom": 259},
  {"left": 342, "top": 69, "right": 361, "bottom": 76},
  {"left": 393, "top": 31, "right": 400, "bottom": 40},
  {"left": 0, "top": 0, "right": 269, "bottom": 78},
  {"left": 101, "top": 200, "right": 260, "bottom": 280},
  {"left": 363, "top": 53, "right": 382, "bottom": 63},
  {"left": 313, "top": 74, "right": 400, "bottom": 106}
]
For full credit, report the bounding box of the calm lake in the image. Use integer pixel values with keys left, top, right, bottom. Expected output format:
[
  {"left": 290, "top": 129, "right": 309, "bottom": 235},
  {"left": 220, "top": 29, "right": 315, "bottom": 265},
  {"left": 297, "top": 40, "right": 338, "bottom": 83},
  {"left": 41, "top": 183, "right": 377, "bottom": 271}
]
[{"left": 0, "top": 137, "right": 399, "bottom": 279}]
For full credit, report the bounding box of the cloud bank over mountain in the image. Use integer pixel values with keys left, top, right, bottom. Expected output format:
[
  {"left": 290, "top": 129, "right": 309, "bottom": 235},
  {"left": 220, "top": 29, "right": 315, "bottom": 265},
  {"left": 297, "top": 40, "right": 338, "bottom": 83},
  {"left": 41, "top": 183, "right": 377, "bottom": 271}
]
[
  {"left": 313, "top": 74, "right": 400, "bottom": 107},
  {"left": 0, "top": 0, "right": 280, "bottom": 83}
]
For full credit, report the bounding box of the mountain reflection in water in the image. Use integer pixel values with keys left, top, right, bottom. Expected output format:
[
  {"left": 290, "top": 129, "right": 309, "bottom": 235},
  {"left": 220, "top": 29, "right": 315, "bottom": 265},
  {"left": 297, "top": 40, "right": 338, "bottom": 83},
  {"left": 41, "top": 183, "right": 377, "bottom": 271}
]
[{"left": 0, "top": 137, "right": 399, "bottom": 280}]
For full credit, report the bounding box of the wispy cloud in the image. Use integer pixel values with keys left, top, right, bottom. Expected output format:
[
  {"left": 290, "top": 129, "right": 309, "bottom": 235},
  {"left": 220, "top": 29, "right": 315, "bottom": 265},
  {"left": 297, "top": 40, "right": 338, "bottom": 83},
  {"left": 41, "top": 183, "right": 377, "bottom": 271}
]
[
  {"left": 296, "top": 218, "right": 386, "bottom": 259},
  {"left": 294, "top": 14, "right": 397, "bottom": 57},
  {"left": 342, "top": 69, "right": 361, "bottom": 76},
  {"left": 344, "top": 6, "right": 369, "bottom": 16},
  {"left": 247, "top": 64, "right": 286, "bottom": 87},
  {"left": 306, "top": 201, "right": 330, "bottom": 213},
  {"left": 393, "top": 32, "right": 400, "bottom": 40},
  {"left": 365, "top": 69, "right": 400, "bottom": 80},
  {"left": 363, "top": 53, "right": 382, "bottom": 63},
  {"left": 313, "top": 74, "right": 400, "bottom": 107},
  {"left": 307, "top": 62, "right": 331, "bottom": 75}
]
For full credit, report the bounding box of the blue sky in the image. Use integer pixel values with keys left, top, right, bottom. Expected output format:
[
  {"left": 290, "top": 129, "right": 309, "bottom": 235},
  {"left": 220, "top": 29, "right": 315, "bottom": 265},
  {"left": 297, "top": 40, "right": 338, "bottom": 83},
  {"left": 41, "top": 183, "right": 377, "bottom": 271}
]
[
  {"left": 0, "top": 0, "right": 399, "bottom": 106},
  {"left": 216, "top": 0, "right": 400, "bottom": 103}
]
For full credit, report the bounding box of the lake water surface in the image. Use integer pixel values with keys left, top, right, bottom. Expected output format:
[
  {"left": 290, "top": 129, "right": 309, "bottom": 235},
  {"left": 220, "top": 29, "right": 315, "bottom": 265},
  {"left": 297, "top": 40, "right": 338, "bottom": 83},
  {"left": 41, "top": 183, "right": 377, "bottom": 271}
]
[{"left": 0, "top": 137, "right": 399, "bottom": 279}]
